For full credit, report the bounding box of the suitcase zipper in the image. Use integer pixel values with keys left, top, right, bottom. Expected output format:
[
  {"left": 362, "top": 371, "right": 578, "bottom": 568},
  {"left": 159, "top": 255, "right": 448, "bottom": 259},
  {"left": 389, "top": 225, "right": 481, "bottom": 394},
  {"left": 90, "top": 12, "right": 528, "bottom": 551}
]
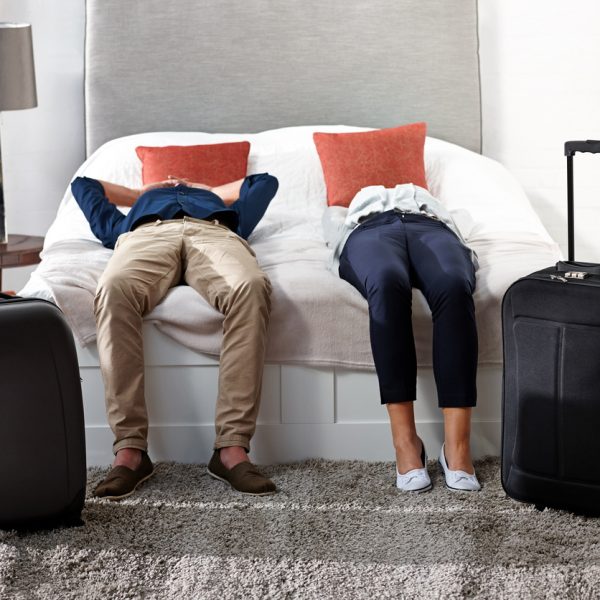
[{"left": 527, "top": 272, "right": 600, "bottom": 288}]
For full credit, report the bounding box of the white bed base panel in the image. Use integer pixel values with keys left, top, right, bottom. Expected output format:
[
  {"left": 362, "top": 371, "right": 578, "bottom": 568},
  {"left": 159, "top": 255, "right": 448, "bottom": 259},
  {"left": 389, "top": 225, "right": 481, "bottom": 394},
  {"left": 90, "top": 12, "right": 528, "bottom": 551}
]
[{"left": 78, "top": 325, "right": 503, "bottom": 467}]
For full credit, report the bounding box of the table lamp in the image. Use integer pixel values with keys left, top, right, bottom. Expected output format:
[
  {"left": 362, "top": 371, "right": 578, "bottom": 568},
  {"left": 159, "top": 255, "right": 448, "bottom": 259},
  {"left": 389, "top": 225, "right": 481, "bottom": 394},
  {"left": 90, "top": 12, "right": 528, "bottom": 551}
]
[{"left": 0, "top": 22, "right": 37, "bottom": 244}]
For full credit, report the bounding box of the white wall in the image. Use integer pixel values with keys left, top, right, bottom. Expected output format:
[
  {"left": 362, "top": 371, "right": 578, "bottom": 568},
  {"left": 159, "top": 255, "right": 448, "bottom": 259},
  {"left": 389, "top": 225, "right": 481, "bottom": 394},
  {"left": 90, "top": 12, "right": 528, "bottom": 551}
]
[
  {"left": 0, "top": 0, "right": 84, "bottom": 290},
  {"left": 1, "top": 0, "right": 599, "bottom": 291},
  {"left": 478, "top": 0, "right": 600, "bottom": 260}
]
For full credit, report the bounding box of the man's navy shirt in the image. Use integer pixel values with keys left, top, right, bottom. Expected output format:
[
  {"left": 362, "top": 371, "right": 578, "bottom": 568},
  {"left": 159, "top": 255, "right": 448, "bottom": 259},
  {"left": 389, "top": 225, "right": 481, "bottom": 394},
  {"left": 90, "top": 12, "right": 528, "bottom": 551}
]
[{"left": 71, "top": 173, "right": 279, "bottom": 249}]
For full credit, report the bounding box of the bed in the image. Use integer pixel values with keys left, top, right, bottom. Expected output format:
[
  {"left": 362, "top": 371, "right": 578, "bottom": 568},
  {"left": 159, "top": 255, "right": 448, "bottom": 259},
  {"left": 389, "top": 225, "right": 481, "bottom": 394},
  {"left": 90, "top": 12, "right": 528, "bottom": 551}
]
[{"left": 21, "top": 0, "right": 561, "bottom": 466}]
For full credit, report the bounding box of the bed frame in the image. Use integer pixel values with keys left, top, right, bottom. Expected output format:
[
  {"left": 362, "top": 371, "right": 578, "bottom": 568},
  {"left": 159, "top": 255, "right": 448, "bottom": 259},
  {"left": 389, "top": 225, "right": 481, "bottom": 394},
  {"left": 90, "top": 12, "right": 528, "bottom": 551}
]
[{"left": 82, "top": 0, "right": 495, "bottom": 466}]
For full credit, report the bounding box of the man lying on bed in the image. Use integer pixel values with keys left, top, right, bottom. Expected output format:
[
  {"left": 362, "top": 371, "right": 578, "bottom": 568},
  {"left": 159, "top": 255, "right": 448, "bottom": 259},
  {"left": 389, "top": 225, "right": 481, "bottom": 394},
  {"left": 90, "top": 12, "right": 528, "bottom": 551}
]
[{"left": 71, "top": 172, "right": 279, "bottom": 499}]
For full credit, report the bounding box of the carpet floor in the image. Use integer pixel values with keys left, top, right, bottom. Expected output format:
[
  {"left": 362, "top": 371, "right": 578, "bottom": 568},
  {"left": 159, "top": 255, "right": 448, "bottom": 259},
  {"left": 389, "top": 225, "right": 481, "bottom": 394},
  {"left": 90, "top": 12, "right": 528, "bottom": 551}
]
[{"left": 1, "top": 458, "right": 599, "bottom": 599}]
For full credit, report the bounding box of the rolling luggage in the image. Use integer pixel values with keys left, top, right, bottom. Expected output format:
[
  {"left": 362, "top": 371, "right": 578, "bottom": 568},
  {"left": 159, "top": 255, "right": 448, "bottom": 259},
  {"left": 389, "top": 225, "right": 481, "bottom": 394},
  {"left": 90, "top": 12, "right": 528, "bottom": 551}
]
[
  {"left": 501, "top": 140, "right": 600, "bottom": 515},
  {"left": 0, "top": 294, "right": 86, "bottom": 529}
]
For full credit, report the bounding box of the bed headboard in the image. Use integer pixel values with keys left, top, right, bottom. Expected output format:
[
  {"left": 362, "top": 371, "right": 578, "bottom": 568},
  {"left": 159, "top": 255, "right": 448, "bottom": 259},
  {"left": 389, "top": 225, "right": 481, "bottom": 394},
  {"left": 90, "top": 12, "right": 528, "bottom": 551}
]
[{"left": 85, "top": 0, "right": 481, "bottom": 156}]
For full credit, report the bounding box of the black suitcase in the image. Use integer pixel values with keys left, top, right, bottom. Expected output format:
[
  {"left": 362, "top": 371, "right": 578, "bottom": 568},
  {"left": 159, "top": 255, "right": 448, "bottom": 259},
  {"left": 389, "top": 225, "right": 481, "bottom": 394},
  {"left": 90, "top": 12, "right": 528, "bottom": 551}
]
[
  {"left": 501, "top": 140, "right": 600, "bottom": 516},
  {"left": 0, "top": 294, "right": 86, "bottom": 529}
]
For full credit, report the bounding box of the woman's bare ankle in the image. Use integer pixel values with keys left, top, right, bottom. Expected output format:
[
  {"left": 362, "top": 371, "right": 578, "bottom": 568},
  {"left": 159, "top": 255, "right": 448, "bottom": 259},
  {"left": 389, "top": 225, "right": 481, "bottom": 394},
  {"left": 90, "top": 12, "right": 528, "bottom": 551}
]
[
  {"left": 394, "top": 434, "right": 424, "bottom": 474},
  {"left": 443, "top": 441, "right": 474, "bottom": 473}
]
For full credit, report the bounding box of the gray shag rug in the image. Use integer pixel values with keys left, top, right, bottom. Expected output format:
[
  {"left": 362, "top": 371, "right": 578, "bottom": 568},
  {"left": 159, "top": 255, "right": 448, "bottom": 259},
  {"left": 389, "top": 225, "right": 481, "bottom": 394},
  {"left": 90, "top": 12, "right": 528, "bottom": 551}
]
[{"left": 1, "top": 458, "right": 600, "bottom": 599}]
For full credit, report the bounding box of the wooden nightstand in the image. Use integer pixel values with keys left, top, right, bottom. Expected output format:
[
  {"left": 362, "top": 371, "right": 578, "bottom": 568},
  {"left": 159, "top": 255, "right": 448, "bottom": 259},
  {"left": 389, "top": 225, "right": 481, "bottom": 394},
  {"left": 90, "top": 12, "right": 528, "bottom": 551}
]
[{"left": 0, "top": 234, "right": 44, "bottom": 291}]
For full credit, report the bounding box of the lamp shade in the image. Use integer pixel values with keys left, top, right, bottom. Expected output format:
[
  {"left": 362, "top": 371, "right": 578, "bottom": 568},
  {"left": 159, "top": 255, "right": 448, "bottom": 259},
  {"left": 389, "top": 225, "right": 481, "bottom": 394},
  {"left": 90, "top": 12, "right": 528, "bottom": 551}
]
[{"left": 0, "top": 23, "right": 37, "bottom": 111}]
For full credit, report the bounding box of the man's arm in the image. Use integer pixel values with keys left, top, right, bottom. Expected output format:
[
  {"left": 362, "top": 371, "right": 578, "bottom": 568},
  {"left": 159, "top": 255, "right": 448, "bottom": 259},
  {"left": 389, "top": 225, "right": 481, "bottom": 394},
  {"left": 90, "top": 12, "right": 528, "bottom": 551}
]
[
  {"left": 230, "top": 174, "right": 279, "bottom": 239},
  {"left": 211, "top": 179, "right": 244, "bottom": 206},
  {"left": 71, "top": 177, "right": 129, "bottom": 248},
  {"left": 94, "top": 180, "right": 140, "bottom": 207},
  {"left": 97, "top": 178, "right": 180, "bottom": 207}
]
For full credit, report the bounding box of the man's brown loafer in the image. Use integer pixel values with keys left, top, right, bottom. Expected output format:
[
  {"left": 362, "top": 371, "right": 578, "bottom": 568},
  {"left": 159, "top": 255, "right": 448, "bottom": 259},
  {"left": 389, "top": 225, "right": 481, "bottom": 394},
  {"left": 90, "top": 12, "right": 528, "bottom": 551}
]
[
  {"left": 94, "top": 452, "right": 155, "bottom": 500},
  {"left": 207, "top": 451, "right": 277, "bottom": 496}
]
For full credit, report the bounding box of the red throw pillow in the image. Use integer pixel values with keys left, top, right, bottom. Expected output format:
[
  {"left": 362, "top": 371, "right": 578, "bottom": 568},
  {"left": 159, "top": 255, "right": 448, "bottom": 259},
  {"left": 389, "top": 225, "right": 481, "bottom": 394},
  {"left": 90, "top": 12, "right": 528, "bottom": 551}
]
[
  {"left": 136, "top": 141, "right": 251, "bottom": 186},
  {"left": 313, "top": 122, "right": 428, "bottom": 207}
]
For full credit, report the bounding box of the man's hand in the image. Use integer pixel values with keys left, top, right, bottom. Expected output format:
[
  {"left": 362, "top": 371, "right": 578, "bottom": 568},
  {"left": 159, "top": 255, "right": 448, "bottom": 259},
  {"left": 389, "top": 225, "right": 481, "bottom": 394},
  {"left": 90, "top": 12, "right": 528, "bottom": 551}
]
[
  {"left": 143, "top": 176, "right": 243, "bottom": 206},
  {"left": 138, "top": 177, "right": 182, "bottom": 195},
  {"left": 98, "top": 175, "right": 219, "bottom": 208},
  {"left": 165, "top": 176, "right": 212, "bottom": 191}
]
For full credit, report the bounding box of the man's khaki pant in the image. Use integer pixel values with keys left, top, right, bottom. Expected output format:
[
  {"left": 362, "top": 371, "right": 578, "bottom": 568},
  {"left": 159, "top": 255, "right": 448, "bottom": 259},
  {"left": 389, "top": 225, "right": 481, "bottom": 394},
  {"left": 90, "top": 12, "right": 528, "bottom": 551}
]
[{"left": 94, "top": 217, "right": 272, "bottom": 455}]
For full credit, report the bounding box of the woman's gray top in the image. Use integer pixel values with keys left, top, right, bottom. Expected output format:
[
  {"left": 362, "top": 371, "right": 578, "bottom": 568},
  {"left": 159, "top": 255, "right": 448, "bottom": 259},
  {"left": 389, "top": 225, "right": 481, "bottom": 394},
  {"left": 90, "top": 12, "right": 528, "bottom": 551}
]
[{"left": 322, "top": 183, "right": 478, "bottom": 272}]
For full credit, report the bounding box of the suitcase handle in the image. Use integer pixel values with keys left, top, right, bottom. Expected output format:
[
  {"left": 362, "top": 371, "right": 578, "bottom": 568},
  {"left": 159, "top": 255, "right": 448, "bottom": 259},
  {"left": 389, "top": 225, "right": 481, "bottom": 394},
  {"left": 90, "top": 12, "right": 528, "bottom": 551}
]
[
  {"left": 564, "top": 140, "right": 600, "bottom": 156},
  {"left": 563, "top": 140, "right": 600, "bottom": 261},
  {"left": 556, "top": 260, "right": 600, "bottom": 275}
]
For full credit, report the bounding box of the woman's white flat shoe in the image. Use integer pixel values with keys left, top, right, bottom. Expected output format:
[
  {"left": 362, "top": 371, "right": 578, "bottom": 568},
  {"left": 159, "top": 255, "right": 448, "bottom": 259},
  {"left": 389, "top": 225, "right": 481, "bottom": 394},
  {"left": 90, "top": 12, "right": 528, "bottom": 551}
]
[
  {"left": 396, "top": 442, "right": 432, "bottom": 493},
  {"left": 439, "top": 444, "right": 481, "bottom": 492}
]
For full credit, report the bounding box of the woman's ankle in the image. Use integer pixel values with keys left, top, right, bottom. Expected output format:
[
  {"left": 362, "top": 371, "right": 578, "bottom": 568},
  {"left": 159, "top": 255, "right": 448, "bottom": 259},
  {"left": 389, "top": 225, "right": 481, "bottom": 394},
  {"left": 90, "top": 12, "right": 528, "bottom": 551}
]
[
  {"left": 394, "top": 435, "right": 424, "bottom": 474},
  {"left": 442, "top": 441, "right": 474, "bottom": 473}
]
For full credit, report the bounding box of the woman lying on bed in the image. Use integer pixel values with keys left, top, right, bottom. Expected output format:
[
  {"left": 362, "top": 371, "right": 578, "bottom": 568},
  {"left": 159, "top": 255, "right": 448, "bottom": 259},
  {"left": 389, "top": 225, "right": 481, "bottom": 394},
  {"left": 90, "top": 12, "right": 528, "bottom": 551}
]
[{"left": 324, "top": 183, "right": 481, "bottom": 493}]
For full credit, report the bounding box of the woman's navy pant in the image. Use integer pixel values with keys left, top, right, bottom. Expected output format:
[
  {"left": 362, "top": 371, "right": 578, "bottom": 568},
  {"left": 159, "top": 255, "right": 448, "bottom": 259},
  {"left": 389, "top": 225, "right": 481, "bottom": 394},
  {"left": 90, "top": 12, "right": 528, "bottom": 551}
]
[{"left": 339, "top": 210, "right": 478, "bottom": 408}]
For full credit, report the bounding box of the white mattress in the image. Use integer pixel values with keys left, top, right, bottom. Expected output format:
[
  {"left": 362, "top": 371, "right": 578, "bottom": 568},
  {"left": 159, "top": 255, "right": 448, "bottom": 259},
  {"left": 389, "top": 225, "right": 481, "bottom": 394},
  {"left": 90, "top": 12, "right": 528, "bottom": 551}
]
[{"left": 20, "top": 125, "right": 561, "bottom": 367}]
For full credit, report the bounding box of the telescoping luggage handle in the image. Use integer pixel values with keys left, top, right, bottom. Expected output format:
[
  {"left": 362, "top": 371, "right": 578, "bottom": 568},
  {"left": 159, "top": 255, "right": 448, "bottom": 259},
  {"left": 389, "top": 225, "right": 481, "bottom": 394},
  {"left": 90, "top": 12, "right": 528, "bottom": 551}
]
[{"left": 564, "top": 139, "right": 600, "bottom": 261}]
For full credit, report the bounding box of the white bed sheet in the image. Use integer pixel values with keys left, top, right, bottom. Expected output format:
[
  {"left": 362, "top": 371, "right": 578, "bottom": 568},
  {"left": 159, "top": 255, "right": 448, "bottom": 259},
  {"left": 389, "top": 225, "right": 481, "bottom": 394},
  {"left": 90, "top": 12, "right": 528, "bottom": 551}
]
[{"left": 20, "top": 126, "right": 561, "bottom": 367}]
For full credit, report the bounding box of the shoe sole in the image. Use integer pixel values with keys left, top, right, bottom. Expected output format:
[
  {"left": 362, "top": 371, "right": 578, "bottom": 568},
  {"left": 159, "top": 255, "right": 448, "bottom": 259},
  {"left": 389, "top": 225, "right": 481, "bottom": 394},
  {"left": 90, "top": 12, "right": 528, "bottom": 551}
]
[
  {"left": 397, "top": 482, "right": 433, "bottom": 494},
  {"left": 207, "top": 468, "right": 277, "bottom": 496},
  {"left": 98, "top": 469, "right": 156, "bottom": 501},
  {"left": 444, "top": 482, "right": 481, "bottom": 492}
]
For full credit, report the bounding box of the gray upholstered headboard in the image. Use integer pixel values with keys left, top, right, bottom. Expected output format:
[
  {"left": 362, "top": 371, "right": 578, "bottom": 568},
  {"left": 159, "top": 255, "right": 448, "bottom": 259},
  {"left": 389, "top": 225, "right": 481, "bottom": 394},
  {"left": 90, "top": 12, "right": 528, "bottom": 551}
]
[{"left": 85, "top": 0, "right": 481, "bottom": 156}]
